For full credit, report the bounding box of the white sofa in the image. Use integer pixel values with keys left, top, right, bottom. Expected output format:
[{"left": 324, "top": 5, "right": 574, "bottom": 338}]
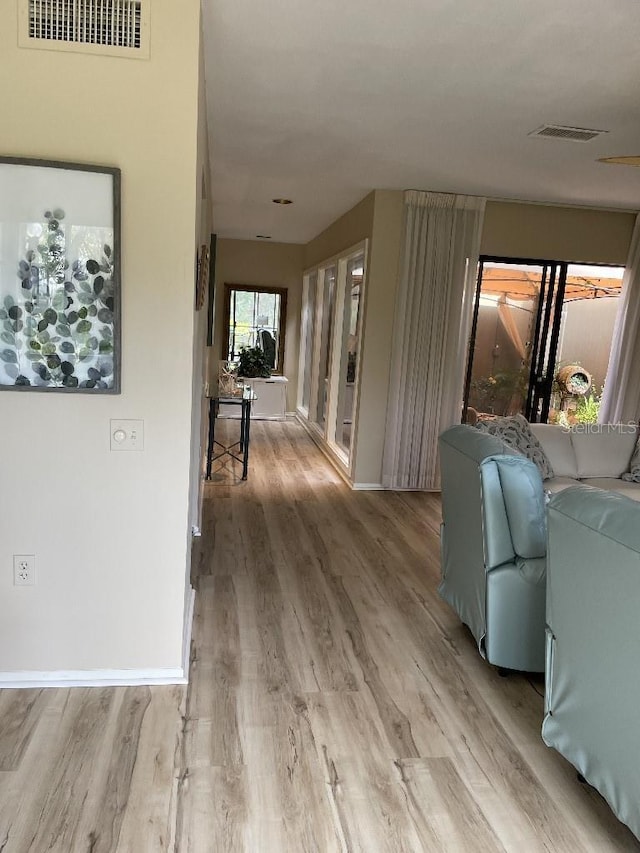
[{"left": 529, "top": 424, "right": 640, "bottom": 499}]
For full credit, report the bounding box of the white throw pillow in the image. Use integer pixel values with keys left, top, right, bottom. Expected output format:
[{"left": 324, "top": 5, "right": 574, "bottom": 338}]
[{"left": 476, "top": 414, "right": 554, "bottom": 480}]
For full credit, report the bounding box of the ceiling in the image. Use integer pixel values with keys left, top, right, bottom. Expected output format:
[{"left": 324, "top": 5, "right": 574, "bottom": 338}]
[{"left": 202, "top": 0, "right": 640, "bottom": 245}]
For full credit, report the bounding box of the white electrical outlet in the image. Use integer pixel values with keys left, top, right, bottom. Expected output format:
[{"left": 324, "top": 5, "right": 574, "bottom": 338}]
[
  {"left": 110, "top": 419, "right": 144, "bottom": 451},
  {"left": 13, "top": 555, "right": 35, "bottom": 586}
]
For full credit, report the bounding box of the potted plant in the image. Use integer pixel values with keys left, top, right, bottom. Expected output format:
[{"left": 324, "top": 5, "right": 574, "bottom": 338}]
[{"left": 237, "top": 345, "right": 271, "bottom": 379}]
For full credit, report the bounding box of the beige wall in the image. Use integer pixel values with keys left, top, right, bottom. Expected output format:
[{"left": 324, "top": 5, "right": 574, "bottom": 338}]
[
  {"left": 482, "top": 201, "right": 635, "bottom": 263},
  {"left": 304, "top": 192, "right": 376, "bottom": 270},
  {"left": 212, "top": 239, "right": 305, "bottom": 410},
  {"left": 188, "top": 28, "right": 213, "bottom": 572},
  {"left": 0, "top": 1, "right": 202, "bottom": 673}
]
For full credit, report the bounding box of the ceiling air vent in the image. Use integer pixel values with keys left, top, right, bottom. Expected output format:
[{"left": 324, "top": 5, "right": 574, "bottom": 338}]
[
  {"left": 528, "top": 124, "right": 608, "bottom": 143},
  {"left": 19, "top": 0, "right": 150, "bottom": 59}
]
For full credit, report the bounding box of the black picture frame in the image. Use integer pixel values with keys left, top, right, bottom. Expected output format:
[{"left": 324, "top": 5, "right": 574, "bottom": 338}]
[
  {"left": 206, "top": 233, "right": 217, "bottom": 347},
  {"left": 0, "top": 156, "right": 121, "bottom": 393}
]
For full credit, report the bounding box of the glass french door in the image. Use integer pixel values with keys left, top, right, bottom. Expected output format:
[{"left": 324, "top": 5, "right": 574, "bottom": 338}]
[
  {"left": 464, "top": 257, "right": 623, "bottom": 423},
  {"left": 313, "top": 265, "right": 336, "bottom": 428},
  {"left": 297, "top": 242, "right": 368, "bottom": 473}
]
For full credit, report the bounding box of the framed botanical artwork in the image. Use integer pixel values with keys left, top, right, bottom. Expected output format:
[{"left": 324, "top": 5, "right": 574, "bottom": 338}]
[
  {"left": 195, "top": 243, "right": 209, "bottom": 311},
  {"left": 0, "top": 156, "right": 121, "bottom": 392}
]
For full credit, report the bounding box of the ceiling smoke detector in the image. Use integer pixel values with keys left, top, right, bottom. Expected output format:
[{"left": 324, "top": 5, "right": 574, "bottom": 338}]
[{"left": 528, "top": 124, "right": 609, "bottom": 143}]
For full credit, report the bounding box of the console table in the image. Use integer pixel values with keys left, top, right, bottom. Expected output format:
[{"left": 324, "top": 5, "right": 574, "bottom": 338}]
[
  {"left": 206, "top": 388, "right": 256, "bottom": 481},
  {"left": 217, "top": 375, "right": 288, "bottom": 420}
]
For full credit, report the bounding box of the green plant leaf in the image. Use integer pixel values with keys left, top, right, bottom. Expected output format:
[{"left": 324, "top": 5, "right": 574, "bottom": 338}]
[
  {"left": 77, "top": 293, "right": 94, "bottom": 306},
  {"left": 37, "top": 330, "right": 50, "bottom": 344},
  {"left": 60, "top": 341, "right": 75, "bottom": 354},
  {"left": 32, "top": 363, "right": 51, "bottom": 380},
  {"left": 8, "top": 305, "right": 22, "bottom": 321},
  {"left": 56, "top": 324, "right": 71, "bottom": 337},
  {"left": 43, "top": 308, "right": 58, "bottom": 325},
  {"left": 1, "top": 331, "right": 15, "bottom": 346},
  {"left": 1, "top": 349, "right": 17, "bottom": 363},
  {"left": 37, "top": 319, "right": 48, "bottom": 333},
  {"left": 4, "top": 363, "right": 19, "bottom": 380},
  {"left": 78, "top": 307, "right": 88, "bottom": 320},
  {"left": 86, "top": 336, "right": 98, "bottom": 351},
  {"left": 41, "top": 343, "right": 56, "bottom": 356},
  {"left": 52, "top": 291, "right": 67, "bottom": 312},
  {"left": 98, "top": 308, "right": 113, "bottom": 324},
  {"left": 98, "top": 340, "right": 113, "bottom": 354},
  {"left": 76, "top": 319, "right": 91, "bottom": 334},
  {"left": 62, "top": 375, "right": 78, "bottom": 388},
  {"left": 14, "top": 375, "right": 30, "bottom": 386}
]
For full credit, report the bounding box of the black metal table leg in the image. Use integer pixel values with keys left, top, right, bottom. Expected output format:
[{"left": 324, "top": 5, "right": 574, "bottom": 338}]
[
  {"left": 242, "top": 398, "right": 252, "bottom": 480},
  {"left": 206, "top": 397, "right": 216, "bottom": 480},
  {"left": 239, "top": 399, "right": 246, "bottom": 452}
]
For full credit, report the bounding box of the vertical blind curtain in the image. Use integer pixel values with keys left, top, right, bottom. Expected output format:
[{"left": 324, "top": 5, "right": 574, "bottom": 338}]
[
  {"left": 383, "top": 190, "right": 485, "bottom": 490},
  {"left": 600, "top": 213, "right": 640, "bottom": 425}
]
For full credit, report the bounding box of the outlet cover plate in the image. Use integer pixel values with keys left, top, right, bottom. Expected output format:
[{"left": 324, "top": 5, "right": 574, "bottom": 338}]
[
  {"left": 14, "top": 555, "right": 35, "bottom": 586},
  {"left": 110, "top": 419, "right": 144, "bottom": 451}
]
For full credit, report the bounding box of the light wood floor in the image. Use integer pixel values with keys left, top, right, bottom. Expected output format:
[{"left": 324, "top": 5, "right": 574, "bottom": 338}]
[{"left": 0, "top": 420, "right": 638, "bottom": 852}]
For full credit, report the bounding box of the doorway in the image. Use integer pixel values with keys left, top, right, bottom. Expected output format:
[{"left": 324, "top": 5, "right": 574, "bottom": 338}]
[{"left": 463, "top": 257, "right": 624, "bottom": 423}]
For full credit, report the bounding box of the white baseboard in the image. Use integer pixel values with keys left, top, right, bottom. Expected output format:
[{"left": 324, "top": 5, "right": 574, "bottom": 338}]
[
  {"left": 0, "top": 587, "right": 197, "bottom": 690},
  {"left": 182, "top": 584, "right": 196, "bottom": 679},
  {"left": 351, "top": 482, "right": 385, "bottom": 490},
  {"left": 0, "top": 668, "right": 188, "bottom": 689}
]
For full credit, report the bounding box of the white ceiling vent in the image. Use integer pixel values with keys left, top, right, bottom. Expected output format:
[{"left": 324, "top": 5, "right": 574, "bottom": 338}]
[
  {"left": 19, "top": 0, "right": 150, "bottom": 59},
  {"left": 528, "top": 124, "right": 608, "bottom": 143}
]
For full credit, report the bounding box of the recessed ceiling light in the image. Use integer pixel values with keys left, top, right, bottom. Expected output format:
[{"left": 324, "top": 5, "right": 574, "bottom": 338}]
[
  {"left": 256, "top": 235, "right": 272, "bottom": 239},
  {"left": 598, "top": 156, "right": 640, "bottom": 167},
  {"left": 272, "top": 198, "right": 293, "bottom": 205}
]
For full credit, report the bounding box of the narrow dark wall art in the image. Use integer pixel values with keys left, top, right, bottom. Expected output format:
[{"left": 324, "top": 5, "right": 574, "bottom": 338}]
[{"left": 0, "top": 157, "right": 121, "bottom": 392}]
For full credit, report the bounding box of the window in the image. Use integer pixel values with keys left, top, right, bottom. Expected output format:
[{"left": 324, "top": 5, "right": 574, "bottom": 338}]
[{"left": 222, "top": 284, "right": 287, "bottom": 373}]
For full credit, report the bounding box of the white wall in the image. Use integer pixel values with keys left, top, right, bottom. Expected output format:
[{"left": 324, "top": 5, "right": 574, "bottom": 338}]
[{"left": 0, "top": 1, "right": 202, "bottom": 675}]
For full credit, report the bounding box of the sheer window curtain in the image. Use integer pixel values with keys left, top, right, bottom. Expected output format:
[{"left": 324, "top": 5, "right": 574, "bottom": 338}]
[
  {"left": 382, "top": 191, "right": 485, "bottom": 490},
  {"left": 599, "top": 213, "right": 640, "bottom": 425}
]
